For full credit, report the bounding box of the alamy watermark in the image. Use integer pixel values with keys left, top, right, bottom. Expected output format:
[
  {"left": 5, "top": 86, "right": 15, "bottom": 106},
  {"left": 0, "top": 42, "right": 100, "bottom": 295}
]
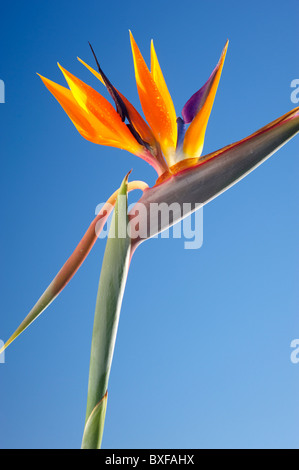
[
  {"left": 95, "top": 197, "right": 204, "bottom": 250},
  {"left": 290, "top": 79, "right": 299, "bottom": 104},
  {"left": 0, "top": 340, "right": 5, "bottom": 363},
  {"left": 0, "top": 80, "right": 4, "bottom": 103},
  {"left": 290, "top": 339, "right": 299, "bottom": 364}
]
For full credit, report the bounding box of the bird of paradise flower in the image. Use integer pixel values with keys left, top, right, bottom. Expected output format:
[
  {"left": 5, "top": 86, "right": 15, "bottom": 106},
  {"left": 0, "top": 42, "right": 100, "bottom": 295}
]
[{"left": 1, "top": 32, "right": 298, "bottom": 448}]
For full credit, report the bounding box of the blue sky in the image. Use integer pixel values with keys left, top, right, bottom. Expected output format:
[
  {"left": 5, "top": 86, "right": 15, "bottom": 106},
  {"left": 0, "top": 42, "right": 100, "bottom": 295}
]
[{"left": 0, "top": 0, "right": 298, "bottom": 449}]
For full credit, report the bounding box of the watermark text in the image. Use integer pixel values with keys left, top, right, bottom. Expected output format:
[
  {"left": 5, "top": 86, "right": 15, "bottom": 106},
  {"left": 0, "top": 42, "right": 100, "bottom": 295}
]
[
  {"left": 290, "top": 79, "right": 299, "bottom": 104},
  {"left": 290, "top": 339, "right": 299, "bottom": 364},
  {"left": 0, "top": 80, "right": 4, "bottom": 103},
  {"left": 0, "top": 340, "right": 5, "bottom": 363},
  {"left": 95, "top": 197, "right": 203, "bottom": 250}
]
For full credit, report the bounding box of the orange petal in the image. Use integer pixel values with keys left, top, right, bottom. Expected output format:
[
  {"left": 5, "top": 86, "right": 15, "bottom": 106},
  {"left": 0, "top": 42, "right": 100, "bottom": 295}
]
[
  {"left": 57, "top": 64, "right": 143, "bottom": 155},
  {"left": 38, "top": 74, "right": 101, "bottom": 142},
  {"left": 183, "top": 40, "right": 228, "bottom": 158},
  {"left": 150, "top": 39, "right": 177, "bottom": 143},
  {"left": 129, "top": 31, "right": 177, "bottom": 162},
  {"left": 77, "top": 57, "right": 157, "bottom": 148}
]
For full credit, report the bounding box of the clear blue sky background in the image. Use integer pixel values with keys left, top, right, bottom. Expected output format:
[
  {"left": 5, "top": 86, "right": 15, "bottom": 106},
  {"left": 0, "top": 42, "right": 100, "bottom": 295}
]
[{"left": 0, "top": 0, "right": 298, "bottom": 449}]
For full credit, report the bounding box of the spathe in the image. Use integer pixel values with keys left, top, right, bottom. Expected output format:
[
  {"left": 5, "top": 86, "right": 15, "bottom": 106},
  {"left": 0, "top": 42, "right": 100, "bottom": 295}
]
[{"left": 130, "top": 108, "right": 299, "bottom": 247}]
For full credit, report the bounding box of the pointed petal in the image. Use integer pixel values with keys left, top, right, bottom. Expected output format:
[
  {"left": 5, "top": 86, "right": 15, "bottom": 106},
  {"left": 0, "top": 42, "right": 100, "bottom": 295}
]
[
  {"left": 129, "top": 31, "right": 177, "bottom": 162},
  {"left": 77, "top": 56, "right": 105, "bottom": 85},
  {"left": 77, "top": 57, "right": 157, "bottom": 149},
  {"left": 78, "top": 57, "right": 167, "bottom": 176},
  {"left": 0, "top": 179, "right": 148, "bottom": 354},
  {"left": 38, "top": 74, "right": 101, "bottom": 142},
  {"left": 182, "top": 65, "right": 218, "bottom": 124},
  {"left": 88, "top": 42, "right": 127, "bottom": 121},
  {"left": 150, "top": 40, "right": 177, "bottom": 147},
  {"left": 176, "top": 117, "right": 186, "bottom": 152},
  {"left": 57, "top": 64, "right": 143, "bottom": 155},
  {"left": 183, "top": 41, "right": 228, "bottom": 158},
  {"left": 76, "top": 58, "right": 169, "bottom": 174},
  {"left": 130, "top": 108, "right": 299, "bottom": 246}
]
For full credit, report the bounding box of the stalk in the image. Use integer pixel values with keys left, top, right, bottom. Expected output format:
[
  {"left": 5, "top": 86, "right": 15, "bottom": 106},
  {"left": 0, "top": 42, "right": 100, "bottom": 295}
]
[{"left": 81, "top": 177, "right": 130, "bottom": 449}]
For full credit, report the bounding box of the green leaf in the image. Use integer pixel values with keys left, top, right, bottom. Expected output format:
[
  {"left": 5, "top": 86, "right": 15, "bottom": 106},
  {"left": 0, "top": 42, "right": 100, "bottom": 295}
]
[
  {"left": 0, "top": 196, "right": 117, "bottom": 355},
  {"left": 81, "top": 391, "right": 108, "bottom": 450},
  {"left": 81, "top": 175, "right": 130, "bottom": 449}
]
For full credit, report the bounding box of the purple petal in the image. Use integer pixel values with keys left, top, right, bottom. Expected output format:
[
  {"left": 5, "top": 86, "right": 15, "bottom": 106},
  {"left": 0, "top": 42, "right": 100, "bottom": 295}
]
[
  {"left": 176, "top": 117, "right": 186, "bottom": 150},
  {"left": 182, "top": 65, "right": 218, "bottom": 124},
  {"left": 89, "top": 42, "right": 128, "bottom": 121}
]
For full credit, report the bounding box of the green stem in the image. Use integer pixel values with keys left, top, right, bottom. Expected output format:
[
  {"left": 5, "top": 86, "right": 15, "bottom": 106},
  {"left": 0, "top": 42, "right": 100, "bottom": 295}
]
[{"left": 81, "top": 177, "right": 130, "bottom": 449}]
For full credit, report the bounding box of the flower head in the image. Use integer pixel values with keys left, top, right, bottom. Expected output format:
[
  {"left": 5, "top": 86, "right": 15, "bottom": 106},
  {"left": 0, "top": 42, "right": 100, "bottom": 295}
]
[{"left": 38, "top": 32, "right": 228, "bottom": 178}]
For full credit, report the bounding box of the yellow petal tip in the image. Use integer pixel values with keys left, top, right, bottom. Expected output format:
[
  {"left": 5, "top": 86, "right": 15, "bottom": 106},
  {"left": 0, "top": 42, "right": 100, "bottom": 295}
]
[{"left": 222, "top": 40, "right": 229, "bottom": 58}]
